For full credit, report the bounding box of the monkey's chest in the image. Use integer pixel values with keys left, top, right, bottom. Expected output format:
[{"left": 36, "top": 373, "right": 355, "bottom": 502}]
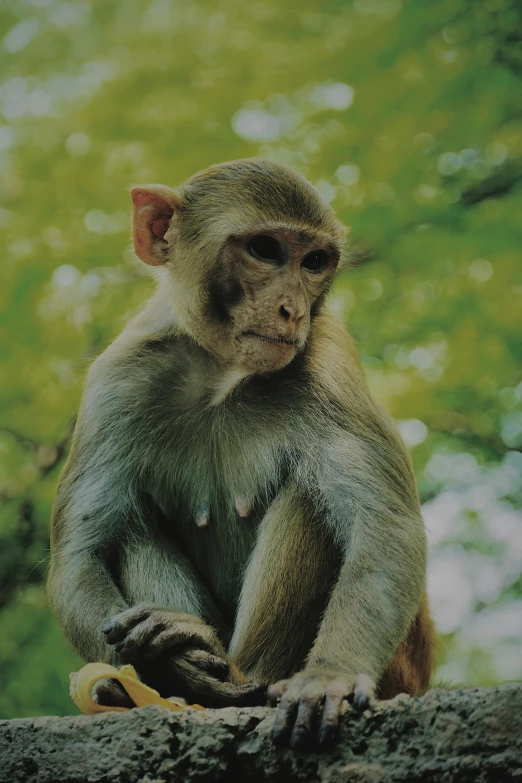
[{"left": 153, "top": 417, "right": 286, "bottom": 613}]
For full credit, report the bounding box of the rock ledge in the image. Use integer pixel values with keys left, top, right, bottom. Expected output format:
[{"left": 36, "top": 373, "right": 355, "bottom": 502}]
[{"left": 1, "top": 684, "right": 521, "bottom": 782}]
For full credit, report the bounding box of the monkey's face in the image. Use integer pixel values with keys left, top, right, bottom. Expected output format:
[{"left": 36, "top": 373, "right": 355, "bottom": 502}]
[
  {"left": 130, "top": 159, "right": 346, "bottom": 374},
  {"left": 204, "top": 228, "right": 341, "bottom": 373}
]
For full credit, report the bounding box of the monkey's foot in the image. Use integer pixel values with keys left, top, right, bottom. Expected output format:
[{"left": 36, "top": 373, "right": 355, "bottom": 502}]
[{"left": 91, "top": 678, "right": 134, "bottom": 708}]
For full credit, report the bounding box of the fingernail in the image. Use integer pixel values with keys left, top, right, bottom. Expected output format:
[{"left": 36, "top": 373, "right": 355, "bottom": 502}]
[
  {"left": 101, "top": 624, "right": 112, "bottom": 634},
  {"left": 114, "top": 641, "right": 124, "bottom": 652},
  {"left": 354, "top": 694, "right": 368, "bottom": 712},
  {"left": 290, "top": 732, "right": 306, "bottom": 750},
  {"left": 272, "top": 726, "right": 285, "bottom": 744},
  {"left": 319, "top": 728, "right": 333, "bottom": 746}
]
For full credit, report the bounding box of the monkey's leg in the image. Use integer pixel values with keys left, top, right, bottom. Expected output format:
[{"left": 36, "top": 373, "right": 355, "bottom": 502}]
[
  {"left": 229, "top": 484, "right": 342, "bottom": 685},
  {"left": 48, "top": 551, "right": 128, "bottom": 664},
  {"left": 377, "top": 591, "right": 436, "bottom": 699}
]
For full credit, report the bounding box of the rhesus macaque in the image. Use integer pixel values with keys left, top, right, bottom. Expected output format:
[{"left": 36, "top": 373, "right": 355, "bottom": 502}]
[{"left": 48, "top": 159, "right": 435, "bottom": 748}]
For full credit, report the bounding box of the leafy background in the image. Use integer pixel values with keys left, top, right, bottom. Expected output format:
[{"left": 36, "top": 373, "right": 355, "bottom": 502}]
[{"left": 0, "top": 0, "right": 521, "bottom": 719}]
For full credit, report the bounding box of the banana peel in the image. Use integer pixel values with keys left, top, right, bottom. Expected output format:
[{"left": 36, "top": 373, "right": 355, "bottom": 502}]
[{"left": 70, "top": 662, "right": 205, "bottom": 715}]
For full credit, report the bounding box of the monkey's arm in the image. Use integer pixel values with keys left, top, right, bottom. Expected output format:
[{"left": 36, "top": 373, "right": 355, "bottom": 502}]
[
  {"left": 275, "top": 420, "right": 426, "bottom": 747},
  {"left": 48, "top": 547, "right": 126, "bottom": 663},
  {"left": 47, "top": 350, "right": 207, "bottom": 658},
  {"left": 231, "top": 411, "right": 426, "bottom": 746},
  {"left": 48, "top": 359, "right": 263, "bottom": 706},
  {"left": 48, "top": 434, "right": 137, "bottom": 663},
  {"left": 48, "top": 503, "right": 218, "bottom": 664},
  {"left": 50, "top": 476, "right": 264, "bottom": 706}
]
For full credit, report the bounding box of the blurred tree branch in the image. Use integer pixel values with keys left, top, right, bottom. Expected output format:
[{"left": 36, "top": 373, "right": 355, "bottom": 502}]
[
  {"left": 0, "top": 500, "right": 35, "bottom": 610},
  {"left": 0, "top": 428, "right": 72, "bottom": 608},
  {"left": 460, "top": 160, "right": 522, "bottom": 206}
]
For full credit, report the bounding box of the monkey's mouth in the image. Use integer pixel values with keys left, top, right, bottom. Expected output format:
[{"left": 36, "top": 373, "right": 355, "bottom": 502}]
[{"left": 242, "top": 331, "right": 299, "bottom": 347}]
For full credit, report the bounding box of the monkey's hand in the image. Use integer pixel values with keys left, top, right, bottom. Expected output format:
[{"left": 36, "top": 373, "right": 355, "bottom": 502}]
[
  {"left": 101, "top": 603, "right": 265, "bottom": 707},
  {"left": 102, "top": 604, "right": 226, "bottom": 665},
  {"left": 268, "top": 668, "right": 375, "bottom": 749}
]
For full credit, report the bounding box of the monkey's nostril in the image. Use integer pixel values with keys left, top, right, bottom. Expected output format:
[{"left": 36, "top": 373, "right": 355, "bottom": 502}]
[{"left": 280, "top": 304, "right": 292, "bottom": 322}]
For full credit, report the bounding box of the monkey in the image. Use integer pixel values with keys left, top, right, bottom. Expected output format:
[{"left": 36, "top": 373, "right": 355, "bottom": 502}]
[{"left": 48, "top": 158, "right": 436, "bottom": 749}]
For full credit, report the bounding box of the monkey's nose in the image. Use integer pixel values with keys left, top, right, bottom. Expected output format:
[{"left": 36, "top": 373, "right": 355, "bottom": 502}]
[{"left": 278, "top": 300, "right": 305, "bottom": 324}]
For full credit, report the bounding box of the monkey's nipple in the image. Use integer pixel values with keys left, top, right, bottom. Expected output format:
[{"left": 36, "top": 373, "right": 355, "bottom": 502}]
[
  {"left": 193, "top": 502, "right": 210, "bottom": 528},
  {"left": 235, "top": 497, "right": 252, "bottom": 519}
]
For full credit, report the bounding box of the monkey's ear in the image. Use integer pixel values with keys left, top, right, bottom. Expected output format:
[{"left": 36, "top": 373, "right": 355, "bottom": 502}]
[{"left": 130, "top": 185, "right": 182, "bottom": 266}]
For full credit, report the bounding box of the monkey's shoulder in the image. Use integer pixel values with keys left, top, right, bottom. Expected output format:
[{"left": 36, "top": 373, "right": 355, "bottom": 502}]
[{"left": 86, "top": 329, "right": 201, "bottom": 396}]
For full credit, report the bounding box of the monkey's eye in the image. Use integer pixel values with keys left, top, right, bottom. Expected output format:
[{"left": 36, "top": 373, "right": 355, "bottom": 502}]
[
  {"left": 247, "top": 235, "right": 283, "bottom": 263},
  {"left": 301, "top": 250, "right": 328, "bottom": 273}
]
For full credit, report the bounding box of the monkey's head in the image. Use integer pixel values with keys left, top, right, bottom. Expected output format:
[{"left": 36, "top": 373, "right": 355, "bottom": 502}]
[{"left": 131, "top": 159, "right": 346, "bottom": 374}]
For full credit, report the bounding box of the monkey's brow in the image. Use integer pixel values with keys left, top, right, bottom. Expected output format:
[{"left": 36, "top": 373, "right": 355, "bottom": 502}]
[
  {"left": 232, "top": 225, "right": 335, "bottom": 246},
  {"left": 296, "top": 229, "right": 324, "bottom": 244}
]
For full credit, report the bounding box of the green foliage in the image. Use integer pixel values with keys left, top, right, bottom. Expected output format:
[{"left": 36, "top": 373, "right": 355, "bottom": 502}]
[{"left": 0, "top": 0, "right": 520, "bottom": 718}]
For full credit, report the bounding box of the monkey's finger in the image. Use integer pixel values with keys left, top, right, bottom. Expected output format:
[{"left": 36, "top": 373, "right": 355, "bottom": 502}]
[
  {"left": 318, "top": 690, "right": 345, "bottom": 747},
  {"left": 139, "top": 627, "right": 218, "bottom": 660},
  {"left": 272, "top": 690, "right": 299, "bottom": 744},
  {"left": 102, "top": 605, "right": 151, "bottom": 643},
  {"left": 290, "top": 689, "right": 323, "bottom": 749},
  {"left": 267, "top": 679, "right": 289, "bottom": 706},
  {"left": 183, "top": 649, "right": 230, "bottom": 680},
  {"left": 352, "top": 674, "right": 376, "bottom": 712},
  {"left": 114, "top": 618, "right": 163, "bottom": 662}
]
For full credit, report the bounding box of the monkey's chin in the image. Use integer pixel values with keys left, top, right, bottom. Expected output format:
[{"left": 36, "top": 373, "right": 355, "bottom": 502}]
[{"left": 239, "top": 333, "right": 298, "bottom": 373}]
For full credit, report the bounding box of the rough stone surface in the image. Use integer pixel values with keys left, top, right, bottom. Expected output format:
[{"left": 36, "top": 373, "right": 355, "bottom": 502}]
[{"left": 1, "top": 685, "right": 521, "bottom": 782}]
